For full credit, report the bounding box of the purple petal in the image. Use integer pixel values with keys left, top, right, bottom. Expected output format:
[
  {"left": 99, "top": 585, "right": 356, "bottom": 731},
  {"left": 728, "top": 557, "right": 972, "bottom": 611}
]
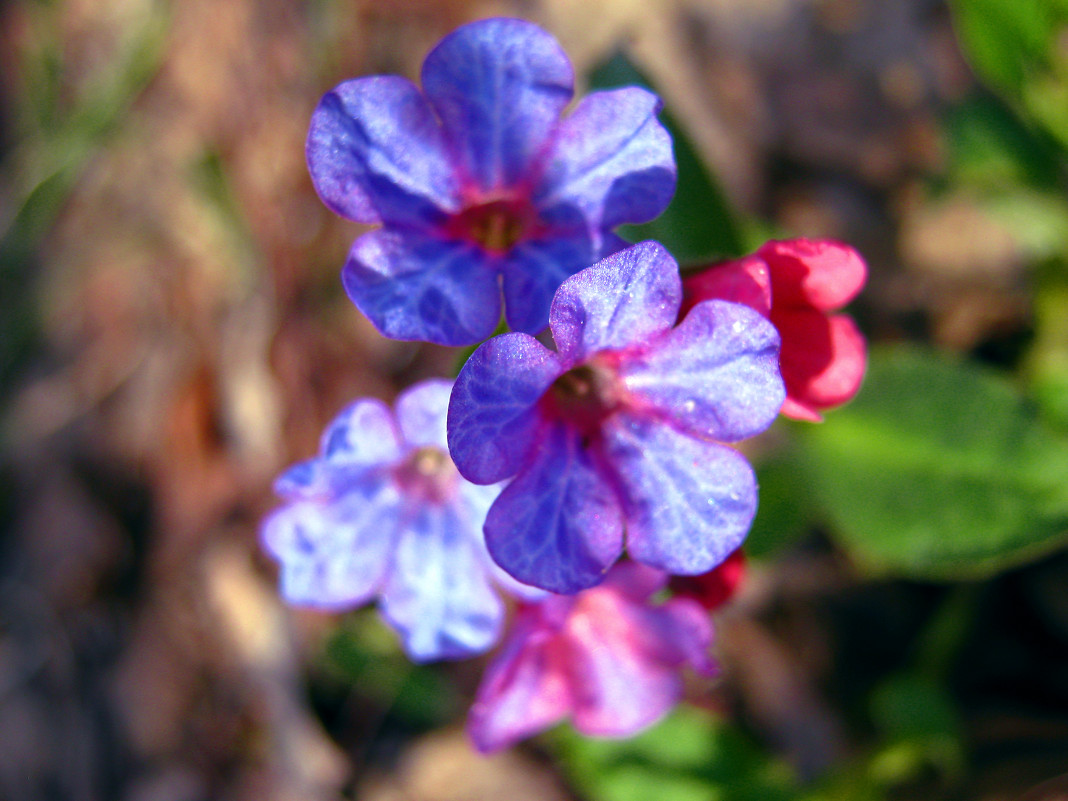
[
  {"left": 379, "top": 503, "right": 503, "bottom": 662},
  {"left": 455, "top": 481, "right": 547, "bottom": 601},
  {"left": 654, "top": 599, "right": 718, "bottom": 677},
  {"left": 448, "top": 333, "right": 563, "bottom": 484},
  {"left": 343, "top": 229, "right": 502, "bottom": 346},
  {"left": 501, "top": 222, "right": 593, "bottom": 334},
  {"left": 320, "top": 398, "right": 402, "bottom": 465},
  {"left": 600, "top": 414, "right": 757, "bottom": 575},
  {"left": 394, "top": 378, "right": 453, "bottom": 450},
  {"left": 599, "top": 229, "right": 632, "bottom": 259},
  {"left": 619, "top": 299, "right": 784, "bottom": 441},
  {"left": 567, "top": 585, "right": 685, "bottom": 736},
  {"left": 306, "top": 76, "right": 460, "bottom": 226},
  {"left": 273, "top": 458, "right": 329, "bottom": 498},
  {"left": 484, "top": 422, "right": 623, "bottom": 593},
  {"left": 535, "top": 88, "right": 675, "bottom": 232},
  {"left": 420, "top": 18, "right": 573, "bottom": 191},
  {"left": 549, "top": 241, "right": 681, "bottom": 362},
  {"left": 261, "top": 480, "right": 400, "bottom": 610},
  {"left": 467, "top": 608, "right": 573, "bottom": 753},
  {"left": 600, "top": 560, "right": 668, "bottom": 603}
]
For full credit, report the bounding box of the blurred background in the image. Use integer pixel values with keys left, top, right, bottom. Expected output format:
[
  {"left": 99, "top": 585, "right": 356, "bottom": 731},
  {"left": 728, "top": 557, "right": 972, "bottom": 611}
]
[{"left": 2, "top": 0, "right": 1068, "bottom": 799}]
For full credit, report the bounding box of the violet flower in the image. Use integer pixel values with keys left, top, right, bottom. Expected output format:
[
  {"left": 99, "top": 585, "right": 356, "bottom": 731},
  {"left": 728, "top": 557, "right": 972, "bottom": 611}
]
[
  {"left": 261, "top": 379, "right": 539, "bottom": 663},
  {"left": 468, "top": 562, "right": 716, "bottom": 753},
  {"left": 448, "top": 241, "right": 785, "bottom": 594},
  {"left": 307, "top": 17, "right": 676, "bottom": 345}
]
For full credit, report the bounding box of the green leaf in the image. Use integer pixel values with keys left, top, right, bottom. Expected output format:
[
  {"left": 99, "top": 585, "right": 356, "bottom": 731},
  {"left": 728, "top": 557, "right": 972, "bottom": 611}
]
[
  {"left": 949, "top": 0, "right": 1068, "bottom": 150},
  {"left": 588, "top": 52, "right": 745, "bottom": 262},
  {"left": 949, "top": 0, "right": 1058, "bottom": 93},
  {"left": 323, "top": 613, "right": 458, "bottom": 728},
  {"left": 745, "top": 450, "right": 818, "bottom": 559},
  {"left": 551, "top": 708, "right": 799, "bottom": 801},
  {"left": 867, "top": 675, "right": 964, "bottom": 785},
  {"left": 801, "top": 346, "right": 1068, "bottom": 579},
  {"left": 1029, "top": 259, "right": 1068, "bottom": 429},
  {"left": 945, "top": 96, "right": 1062, "bottom": 193}
]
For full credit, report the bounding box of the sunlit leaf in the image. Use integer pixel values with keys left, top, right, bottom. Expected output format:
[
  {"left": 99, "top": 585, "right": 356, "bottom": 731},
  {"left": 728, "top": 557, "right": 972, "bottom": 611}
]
[{"left": 801, "top": 346, "right": 1068, "bottom": 579}]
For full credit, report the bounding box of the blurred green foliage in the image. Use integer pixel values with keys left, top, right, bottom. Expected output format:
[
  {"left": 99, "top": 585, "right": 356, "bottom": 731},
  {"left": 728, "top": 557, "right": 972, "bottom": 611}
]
[
  {"left": 551, "top": 708, "right": 798, "bottom": 801},
  {"left": 950, "top": 0, "right": 1068, "bottom": 151},
  {"left": 550, "top": 702, "right": 961, "bottom": 801},
  {"left": 325, "top": 612, "right": 460, "bottom": 731},
  {"left": 800, "top": 346, "right": 1068, "bottom": 579}
]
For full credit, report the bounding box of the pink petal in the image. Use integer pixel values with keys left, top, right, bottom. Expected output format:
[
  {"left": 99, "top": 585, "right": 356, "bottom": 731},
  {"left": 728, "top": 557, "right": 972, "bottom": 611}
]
[
  {"left": 652, "top": 599, "right": 718, "bottom": 677},
  {"left": 758, "top": 239, "right": 867, "bottom": 311},
  {"left": 669, "top": 548, "right": 746, "bottom": 611},
  {"left": 601, "top": 561, "right": 669, "bottom": 603},
  {"left": 467, "top": 610, "right": 574, "bottom": 753},
  {"left": 776, "top": 310, "right": 866, "bottom": 417},
  {"left": 780, "top": 396, "right": 824, "bottom": 422},
  {"left": 565, "top": 588, "right": 683, "bottom": 736},
  {"left": 680, "top": 255, "right": 771, "bottom": 319}
]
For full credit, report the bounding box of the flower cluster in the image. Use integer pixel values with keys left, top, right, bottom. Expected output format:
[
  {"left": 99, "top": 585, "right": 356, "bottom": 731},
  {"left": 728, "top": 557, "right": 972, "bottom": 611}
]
[
  {"left": 263, "top": 17, "right": 867, "bottom": 753},
  {"left": 681, "top": 238, "right": 867, "bottom": 421}
]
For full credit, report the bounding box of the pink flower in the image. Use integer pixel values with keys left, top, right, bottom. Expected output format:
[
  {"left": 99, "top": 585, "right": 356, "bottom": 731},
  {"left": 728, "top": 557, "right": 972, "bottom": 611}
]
[
  {"left": 682, "top": 239, "right": 867, "bottom": 421},
  {"left": 467, "top": 562, "right": 716, "bottom": 753},
  {"left": 669, "top": 548, "right": 746, "bottom": 611}
]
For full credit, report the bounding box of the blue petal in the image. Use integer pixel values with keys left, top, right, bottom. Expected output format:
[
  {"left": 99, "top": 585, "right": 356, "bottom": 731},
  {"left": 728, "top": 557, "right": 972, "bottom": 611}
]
[
  {"left": 306, "top": 76, "right": 460, "bottom": 226},
  {"left": 448, "top": 333, "right": 563, "bottom": 484},
  {"left": 421, "top": 18, "right": 573, "bottom": 191},
  {"left": 380, "top": 503, "right": 503, "bottom": 662},
  {"left": 535, "top": 88, "right": 675, "bottom": 233},
  {"left": 549, "top": 241, "right": 681, "bottom": 362},
  {"left": 619, "top": 299, "right": 785, "bottom": 442},
  {"left": 501, "top": 220, "right": 593, "bottom": 334},
  {"left": 395, "top": 378, "right": 453, "bottom": 450},
  {"left": 273, "top": 457, "right": 329, "bottom": 498},
  {"left": 484, "top": 422, "right": 624, "bottom": 593},
  {"left": 343, "top": 229, "right": 502, "bottom": 346},
  {"left": 320, "top": 398, "right": 402, "bottom": 465},
  {"left": 261, "top": 480, "right": 401, "bottom": 610},
  {"left": 600, "top": 414, "right": 757, "bottom": 575},
  {"left": 599, "top": 230, "right": 632, "bottom": 259},
  {"left": 455, "top": 480, "right": 548, "bottom": 601}
]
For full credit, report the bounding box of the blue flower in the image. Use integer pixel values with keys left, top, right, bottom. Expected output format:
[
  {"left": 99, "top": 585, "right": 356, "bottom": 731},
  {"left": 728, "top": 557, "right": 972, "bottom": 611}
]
[
  {"left": 306, "top": 17, "right": 676, "bottom": 345},
  {"left": 447, "top": 241, "right": 785, "bottom": 594},
  {"left": 261, "top": 379, "right": 540, "bottom": 662}
]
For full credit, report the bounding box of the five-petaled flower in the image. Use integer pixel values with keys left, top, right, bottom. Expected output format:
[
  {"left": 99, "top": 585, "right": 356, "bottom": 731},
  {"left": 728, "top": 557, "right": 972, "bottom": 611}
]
[
  {"left": 447, "top": 240, "right": 785, "bottom": 594},
  {"left": 468, "top": 562, "right": 716, "bottom": 753},
  {"left": 681, "top": 239, "right": 867, "bottom": 421},
  {"left": 306, "top": 17, "right": 676, "bottom": 346},
  {"left": 261, "top": 379, "right": 539, "bottom": 663}
]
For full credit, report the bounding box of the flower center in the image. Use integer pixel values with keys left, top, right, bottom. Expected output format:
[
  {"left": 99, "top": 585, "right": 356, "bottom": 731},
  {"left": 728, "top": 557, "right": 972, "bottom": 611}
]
[
  {"left": 446, "top": 199, "right": 533, "bottom": 254},
  {"left": 543, "top": 362, "right": 623, "bottom": 438},
  {"left": 393, "top": 446, "right": 458, "bottom": 505}
]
